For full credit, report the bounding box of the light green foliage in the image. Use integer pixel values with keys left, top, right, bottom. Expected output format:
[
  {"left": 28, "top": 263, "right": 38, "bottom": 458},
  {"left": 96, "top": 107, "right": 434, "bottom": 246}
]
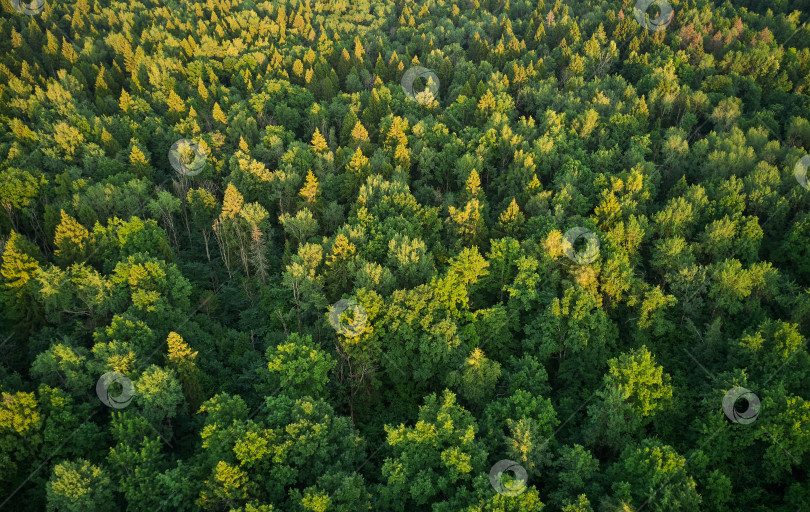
[
  {"left": 387, "top": 233, "right": 434, "bottom": 287},
  {"left": 0, "top": 231, "right": 41, "bottom": 321},
  {"left": 187, "top": 188, "right": 220, "bottom": 230},
  {"left": 450, "top": 473, "right": 546, "bottom": 511},
  {"left": 136, "top": 365, "right": 184, "bottom": 425},
  {"left": 484, "top": 237, "right": 522, "bottom": 301},
  {"left": 526, "top": 284, "right": 617, "bottom": 362},
  {"left": 0, "top": 391, "right": 43, "bottom": 489},
  {"left": 31, "top": 343, "right": 92, "bottom": 394},
  {"left": 90, "top": 314, "right": 156, "bottom": 375},
  {"left": 91, "top": 217, "right": 174, "bottom": 270},
  {"left": 447, "top": 347, "right": 501, "bottom": 407},
  {"left": 561, "top": 494, "right": 593, "bottom": 512},
  {"left": 481, "top": 389, "right": 558, "bottom": 475},
  {"left": 54, "top": 210, "right": 92, "bottom": 266},
  {"left": 199, "top": 394, "right": 365, "bottom": 509},
  {"left": 0, "top": 0, "right": 808, "bottom": 509},
  {"left": 0, "top": 168, "right": 45, "bottom": 212},
  {"left": 280, "top": 208, "right": 318, "bottom": 247},
  {"left": 380, "top": 389, "right": 487, "bottom": 510},
  {"left": 46, "top": 459, "right": 115, "bottom": 512},
  {"left": 263, "top": 333, "right": 336, "bottom": 399},
  {"left": 608, "top": 440, "right": 701, "bottom": 512},
  {"left": 732, "top": 320, "right": 810, "bottom": 386},
  {"left": 110, "top": 254, "right": 192, "bottom": 320},
  {"left": 605, "top": 346, "right": 673, "bottom": 418}
]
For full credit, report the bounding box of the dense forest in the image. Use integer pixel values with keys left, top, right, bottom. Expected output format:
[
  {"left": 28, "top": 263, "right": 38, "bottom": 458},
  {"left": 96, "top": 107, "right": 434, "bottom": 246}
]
[{"left": 1, "top": 0, "right": 809, "bottom": 509}]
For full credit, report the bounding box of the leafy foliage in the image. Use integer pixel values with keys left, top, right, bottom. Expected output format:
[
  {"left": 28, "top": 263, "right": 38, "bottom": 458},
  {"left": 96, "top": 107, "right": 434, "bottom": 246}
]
[{"left": 1, "top": 0, "right": 809, "bottom": 509}]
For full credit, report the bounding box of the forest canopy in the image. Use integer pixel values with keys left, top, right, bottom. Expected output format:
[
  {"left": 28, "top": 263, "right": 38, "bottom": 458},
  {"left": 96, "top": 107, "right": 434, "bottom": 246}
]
[{"left": 1, "top": 0, "right": 809, "bottom": 510}]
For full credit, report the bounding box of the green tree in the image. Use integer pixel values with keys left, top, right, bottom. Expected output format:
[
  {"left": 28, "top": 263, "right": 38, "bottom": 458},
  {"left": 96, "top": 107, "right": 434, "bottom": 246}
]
[
  {"left": 187, "top": 187, "right": 220, "bottom": 264},
  {"left": 480, "top": 389, "right": 558, "bottom": 476},
  {"left": 198, "top": 394, "right": 365, "bottom": 508},
  {"left": 135, "top": 365, "right": 184, "bottom": 429},
  {"left": 0, "top": 391, "right": 43, "bottom": 495},
  {"left": 1, "top": 231, "right": 42, "bottom": 323},
  {"left": 46, "top": 459, "right": 116, "bottom": 512},
  {"left": 379, "top": 390, "right": 488, "bottom": 511},
  {"left": 586, "top": 347, "right": 672, "bottom": 452},
  {"left": 604, "top": 346, "right": 673, "bottom": 418},
  {"left": 166, "top": 332, "right": 202, "bottom": 410},
  {"left": 260, "top": 332, "right": 336, "bottom": 399},
  {"left": 447, "top": 347, "right": 501, "bottom": 407},
  {"left": 54, "top": 210, "right": 92, "bottom": 266},
  {"left": 608, "top": 440, "right": 701, "bottom": 512}
]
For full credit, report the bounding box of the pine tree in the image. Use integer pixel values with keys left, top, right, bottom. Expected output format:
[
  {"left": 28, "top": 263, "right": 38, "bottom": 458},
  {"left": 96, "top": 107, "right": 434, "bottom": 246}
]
[
  {"left": 221, "top": 184, "right": 243, "bottom": 219},
  {"left": 374, "top": 54, "right": 388, "bottom": 81},
  {"left": 128, "top": 145, "right": 151, "bottom": 178},
  {"left": 497, "top": 198, "right": 526, "bottom": 237},
  {"left": 447, "top": 347, "right": 502, "bottom": 405},
  {"left": 119, "top": 89, "right": 134, "bottom": 113},
  {"left": 166, "top": 331, "right": 202, "bottom": 409},
  {"left": 54, "top": 210, "right": 91, "bottom": 266},
  {"left": 61, "top": 38, "right": 79, "bottom": 65},
  {"left": 447, "top": 170, "right": 488, "bottom": 247},
  {"left": 341, "top": 109, "right": 360, "bottom": 145},
  {"left": 350, "top": 120, "right": 369, "bottom": 147},
  {"left": 94, "top": 66, "right": 109, "bottom": 96},
  {"left": 212, "top": 102, "right": 227, "bottom": 125},
  {"left": 325, "top": 233, "right": 356, "bottom": 295},
  {"left": 196, "top": 77, "right": 209, "bottom": 103},
  {"left": 167, "top": 89, "right": 186, "bottom": 115},
  {"left": 299, "top": 170, "right": 320, "bottom": 206},
  {"left": 353, "top": 36, "right": 365, "bottom": 62},
  {"left": 464, "top": 168, "right": 482, "bottom": 199},
  {"left": 100, "top": 128, "right": 120, "bottom": 154},
  {"left": 311, "top": 127, "right": 329, "bottom": 153},
  {"left": 0, "top": 231, "right": 41, "bottom": 322}
]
